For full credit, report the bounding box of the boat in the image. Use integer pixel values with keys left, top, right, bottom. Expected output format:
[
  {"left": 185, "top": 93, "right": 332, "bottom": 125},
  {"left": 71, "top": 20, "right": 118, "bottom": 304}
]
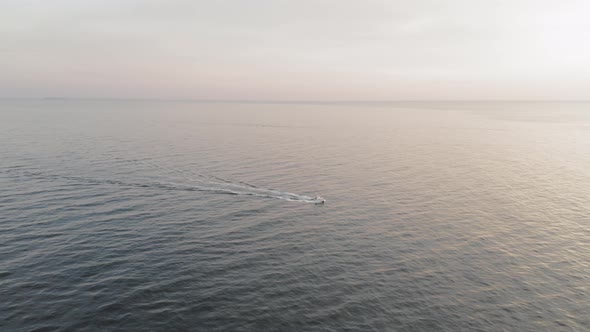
[{"left": 314, "top": 196, "right": 326, "bottom": 204}]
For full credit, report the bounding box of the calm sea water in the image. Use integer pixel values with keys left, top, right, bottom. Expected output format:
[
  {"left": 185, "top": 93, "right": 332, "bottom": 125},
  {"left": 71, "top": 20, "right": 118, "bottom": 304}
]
[{"left": 1, "top": 101, "right": 589, "bottom": 331}]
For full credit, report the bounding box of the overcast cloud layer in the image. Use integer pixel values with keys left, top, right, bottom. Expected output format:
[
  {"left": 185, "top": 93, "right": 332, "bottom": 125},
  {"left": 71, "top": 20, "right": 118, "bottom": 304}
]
[{"left": 1, "top": 0, "right": 589, "bottom": 100}]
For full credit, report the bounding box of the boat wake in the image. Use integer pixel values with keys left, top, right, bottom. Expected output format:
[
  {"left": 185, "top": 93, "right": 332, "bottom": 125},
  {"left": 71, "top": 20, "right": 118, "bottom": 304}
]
[
  {"left": 3, "top": 162, "right": 325, "bottom": 204},
  {"left": 127, "top": 159, "right": 325, "bottom": 204}
]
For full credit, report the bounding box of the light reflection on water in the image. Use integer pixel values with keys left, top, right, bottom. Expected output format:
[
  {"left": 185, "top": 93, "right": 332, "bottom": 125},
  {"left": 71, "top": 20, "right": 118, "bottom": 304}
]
[{"left": 1, "top": 101, "right": 589, "bottom": 331}]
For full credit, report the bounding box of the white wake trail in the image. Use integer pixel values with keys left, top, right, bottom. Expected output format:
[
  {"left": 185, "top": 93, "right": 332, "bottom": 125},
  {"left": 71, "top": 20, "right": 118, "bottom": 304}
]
[{"left": 124, "top": 159, "right": 324, "bottom": 204}]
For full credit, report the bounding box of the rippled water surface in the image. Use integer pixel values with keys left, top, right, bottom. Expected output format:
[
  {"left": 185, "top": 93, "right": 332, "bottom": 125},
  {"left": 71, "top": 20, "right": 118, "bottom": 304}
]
[{"left": 1, "top": 101, "right": 589, "bottom": 331}]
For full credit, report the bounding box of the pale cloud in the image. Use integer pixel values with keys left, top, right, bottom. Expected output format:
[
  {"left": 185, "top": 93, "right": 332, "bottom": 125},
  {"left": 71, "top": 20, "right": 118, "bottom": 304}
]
[{"left": 1, "top": 0, "right": 589, "bottom": 99}]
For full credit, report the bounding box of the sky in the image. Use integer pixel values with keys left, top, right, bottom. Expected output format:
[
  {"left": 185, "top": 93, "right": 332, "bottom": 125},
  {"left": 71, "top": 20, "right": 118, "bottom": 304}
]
[{"left": 1, "top": 0, "right": 589, "bottom": 100}]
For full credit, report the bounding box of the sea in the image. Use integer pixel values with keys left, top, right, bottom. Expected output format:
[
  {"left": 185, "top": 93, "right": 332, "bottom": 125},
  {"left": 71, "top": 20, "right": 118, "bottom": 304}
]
[{"left": 1, "top": 100, "right": 589, "bottom": 331}]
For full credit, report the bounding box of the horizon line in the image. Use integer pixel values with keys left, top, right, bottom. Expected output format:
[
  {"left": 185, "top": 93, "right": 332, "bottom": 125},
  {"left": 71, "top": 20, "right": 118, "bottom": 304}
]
[{"left": 1, "top": 97, "right": 589, "bottom": 104}]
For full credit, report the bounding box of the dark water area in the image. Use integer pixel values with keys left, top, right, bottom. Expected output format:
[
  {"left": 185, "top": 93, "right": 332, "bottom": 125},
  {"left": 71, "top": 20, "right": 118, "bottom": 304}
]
[{"left": 1, "top": 101, "right": 589, "bottom": 331}]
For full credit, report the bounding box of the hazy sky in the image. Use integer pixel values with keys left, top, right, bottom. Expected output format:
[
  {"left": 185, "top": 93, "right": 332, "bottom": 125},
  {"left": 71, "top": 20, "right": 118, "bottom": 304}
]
[{"left": 2, "top": 0, "right": 589, "bottom": 100}]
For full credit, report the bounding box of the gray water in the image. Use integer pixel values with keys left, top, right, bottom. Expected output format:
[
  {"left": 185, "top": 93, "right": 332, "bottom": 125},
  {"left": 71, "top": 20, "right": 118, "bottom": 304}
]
[{"left": 1, "top": 101, "right": 589, "bottom": 331}]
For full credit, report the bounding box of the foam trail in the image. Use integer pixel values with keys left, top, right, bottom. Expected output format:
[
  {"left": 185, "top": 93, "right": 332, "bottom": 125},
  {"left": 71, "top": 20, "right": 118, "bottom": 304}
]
[
  {"left": 130, "top": 159, "right": 269, "bottom": 192},
  {"left": 8, "top": 169, "right": 323, "bottom": 204}
]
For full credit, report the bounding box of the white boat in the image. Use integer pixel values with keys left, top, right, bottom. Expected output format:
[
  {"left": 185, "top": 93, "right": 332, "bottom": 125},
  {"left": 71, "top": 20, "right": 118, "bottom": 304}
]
[{"left": 313, "top": 196, "right": 326, "bottom": 204}]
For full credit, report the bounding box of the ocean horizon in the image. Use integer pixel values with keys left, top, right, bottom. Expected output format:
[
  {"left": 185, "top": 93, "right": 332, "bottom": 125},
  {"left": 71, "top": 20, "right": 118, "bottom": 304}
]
[{"left": 1, "top": 100, "right": 588, "bottom": 331}]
